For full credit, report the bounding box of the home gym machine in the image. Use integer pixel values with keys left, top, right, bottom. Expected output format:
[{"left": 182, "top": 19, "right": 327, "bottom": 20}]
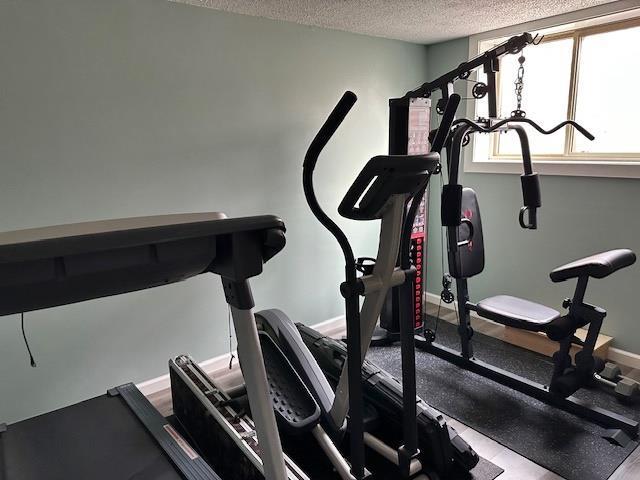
[
  {"left": 418, "top": 112, "right": 639, "bottom": 444},
  {"left": 374, "top": 32, "right": 539, "bottom": 345},
  {"left": 0, "top": 212, "right": 289, "bottom": 480},
  {"left": 373, "top": 30, "right": 640, "bottom": 444},
  {"left": 170, "top": 91, "right": 480, "bottom": 479}
]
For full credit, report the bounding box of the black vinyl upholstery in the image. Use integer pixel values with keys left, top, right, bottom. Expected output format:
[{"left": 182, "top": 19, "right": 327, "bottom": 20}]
[
  {"left": 449, "top": 188, "right": 485, "bottom": 279},
  {"left": 550, "top": 249, "right": 636, "bottom": 283},
  {"left": 475, "top": 295, "right": 560, "bottom": 331}
]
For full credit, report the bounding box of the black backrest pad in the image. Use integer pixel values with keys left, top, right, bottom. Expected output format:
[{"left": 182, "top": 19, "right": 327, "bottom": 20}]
[
  {"left": 338, "top": 154, "right": 440, "bottom": 220},
  {"left": 0, "top": 213, "right": 285, "bottom": 316},
  {"left": 449, "top": 188, "right": 485, "bottom": 279}
]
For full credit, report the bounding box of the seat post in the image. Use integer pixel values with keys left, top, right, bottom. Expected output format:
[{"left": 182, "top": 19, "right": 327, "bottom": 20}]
[
  {"left": 571, "top": 276, "right": 589, "bottom": 305},
  {"left": 568, "top": 276, "right": 607, "bottom": 369},
  {"left": 552, "top": 276, "right": 607, "bottom": 391},
  {"left": 550, "top": 278, "right": 592, "bottom": 387},
  {"left": 551, "top": 337, "right": 573, "bottom": 386},
  {"left": 456, "top": 279, "right": 474, "bottom": 359}
]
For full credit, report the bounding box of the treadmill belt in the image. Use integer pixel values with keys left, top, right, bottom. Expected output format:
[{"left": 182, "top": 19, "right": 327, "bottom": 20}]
[{"left": 1, "top": 388, "right": 212, "bottom": 480}]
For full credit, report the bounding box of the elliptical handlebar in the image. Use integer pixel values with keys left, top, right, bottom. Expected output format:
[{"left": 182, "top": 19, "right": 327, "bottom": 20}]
[
  {"left": 304, "top": 91, "right": 358, "bottom": 171},
  {"left": 303, "top": 92, "right": 358, "bottom": 273}
]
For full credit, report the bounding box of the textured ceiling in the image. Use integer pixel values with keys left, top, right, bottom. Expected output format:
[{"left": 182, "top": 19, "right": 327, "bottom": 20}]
[{"left": 171, "top": 0, "right": 617, "bottom": 43}]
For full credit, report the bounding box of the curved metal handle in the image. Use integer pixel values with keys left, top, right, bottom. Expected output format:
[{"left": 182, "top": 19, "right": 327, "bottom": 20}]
[
  {"left": 457, "top": 217, "right": 475, "bottom": 247},
  {"left": 451, "top": 117, "right": 595, "bottom": 141},
  {"left": 304, "top": 91, "right": 357, "bottom": 171},
  {"left": 302, "top": 92, "right": 358, "bottom": 273},
  {"left": 519, "top": 206, "right": 538, "bottom": 229},
  {"left": 523, "top": 119, "right": 594, "bottom": 141}
]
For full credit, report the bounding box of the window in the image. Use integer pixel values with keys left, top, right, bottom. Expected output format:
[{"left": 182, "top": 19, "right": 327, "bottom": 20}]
[{"left": 468, "top": 6, "right": 640, "bottom": 178}]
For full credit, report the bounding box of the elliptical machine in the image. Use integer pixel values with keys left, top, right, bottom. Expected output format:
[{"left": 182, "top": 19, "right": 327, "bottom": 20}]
[{"left": 170, "top": 91, "right": 478, "bottom": 479}]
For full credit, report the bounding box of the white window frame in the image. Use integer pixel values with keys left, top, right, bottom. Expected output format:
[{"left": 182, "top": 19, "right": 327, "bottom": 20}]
[{"left": 465, "top": 0, "right": 640, "bottom": 179}]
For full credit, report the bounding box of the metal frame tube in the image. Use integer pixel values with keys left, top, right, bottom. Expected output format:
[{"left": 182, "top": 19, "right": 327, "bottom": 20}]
[
  {"left": 312, "top": 425, "right": 356, "bottom": 480},
  {"left": 331, "top": 195, "right": 407, "bottom": 426},
  {"left": 231, "top": 306, "right": 288, "bottom": 480},
  {"left": 364, "top": 433, "right": 423, "bottom": 476},
  {"left": 417, "top": 341, "right": 639, "bottom": 437}
]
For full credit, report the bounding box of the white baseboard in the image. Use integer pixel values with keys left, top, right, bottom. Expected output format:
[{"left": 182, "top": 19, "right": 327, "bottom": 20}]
[
  {"left": 139, "top": 298, "right": 640, "bottom": 397},
  {"left": 607, "top": 347, "right": 640, "bottom": 370},
  {"left": 137, "top": 314, "right": 346, "bottom": 397},
  {"left": 425, "top": 291, "right": 640, "bottom": 369},
  {"left": 137, "top": 350, "right": 232, "bottom": 396}
]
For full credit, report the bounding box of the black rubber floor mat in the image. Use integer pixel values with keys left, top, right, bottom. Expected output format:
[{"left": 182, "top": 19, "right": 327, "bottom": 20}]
[
  {"left": 367, "top": 318, "right": 640, "bottom": 480},
  {"left": 469, "top": 457, "right": 504, "bottom": 480}
]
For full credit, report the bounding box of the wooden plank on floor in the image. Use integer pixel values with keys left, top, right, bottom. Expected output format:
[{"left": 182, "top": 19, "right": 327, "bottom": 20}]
[
  {"left": 503, "top": 326, "right": 612, "bottom": 360},
  {"left": 147, "top": 388, "right": 173, "bottom": 417},
  {"left": 426, "top": 300, "right": 617, "bottom": 366}
]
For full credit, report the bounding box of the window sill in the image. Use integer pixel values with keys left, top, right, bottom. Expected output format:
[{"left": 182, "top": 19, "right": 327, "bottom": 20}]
[{"left": 465, "top": 157, "right": 640, "bottom": 179}]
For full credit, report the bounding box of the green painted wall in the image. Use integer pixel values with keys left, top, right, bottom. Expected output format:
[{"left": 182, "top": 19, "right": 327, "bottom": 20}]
[
  {"left": 0, "top": 0, "right": 429, "bottom": 423},
  {"left": 424, "top": 37, "right": 640, "bottom": 353}
]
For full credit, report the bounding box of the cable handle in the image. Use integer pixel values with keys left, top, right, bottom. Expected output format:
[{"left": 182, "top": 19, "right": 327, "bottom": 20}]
[
  {"left": 457, "top": 217, "right": 475, "bottom": 246},
  {"left": 519, "top": 206, "right": 538, "bottom": 229}
]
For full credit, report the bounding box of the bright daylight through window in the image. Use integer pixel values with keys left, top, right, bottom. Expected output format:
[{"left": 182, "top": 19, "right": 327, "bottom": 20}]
[{"left": 477, "top": 17, "right": 640, "bottom": 166}]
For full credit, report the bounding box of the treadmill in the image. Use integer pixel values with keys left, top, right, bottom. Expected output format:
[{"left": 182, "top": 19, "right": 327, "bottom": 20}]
[{"left": 0, "top": 212, "right": 288, "bottom": 480}]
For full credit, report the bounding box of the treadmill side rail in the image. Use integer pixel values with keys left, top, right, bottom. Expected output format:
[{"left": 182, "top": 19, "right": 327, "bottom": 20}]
[{"left": 116, "top": 383, "right": 222, "bottom": 480}]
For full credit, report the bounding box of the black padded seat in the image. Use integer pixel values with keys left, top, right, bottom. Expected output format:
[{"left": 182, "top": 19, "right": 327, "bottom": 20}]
[
  {"left": 475, "top": 295, "right": 560, "bottom": 331},
  {"left": 550, "top": 249, "right": 636, "bottom": 283}
]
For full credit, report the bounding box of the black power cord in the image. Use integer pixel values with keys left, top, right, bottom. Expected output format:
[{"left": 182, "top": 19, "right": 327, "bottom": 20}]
[{"left": 21, "top": 312, "right": 37, "bottom": 368}]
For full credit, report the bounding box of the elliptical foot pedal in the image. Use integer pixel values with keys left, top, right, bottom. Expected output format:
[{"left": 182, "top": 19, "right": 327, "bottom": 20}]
[
  {"left": 259, "top": 331, "right": 321, "bottom": 433},
  {"left": 603, "top": 428, "right": 632, "bottom": 447}
]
